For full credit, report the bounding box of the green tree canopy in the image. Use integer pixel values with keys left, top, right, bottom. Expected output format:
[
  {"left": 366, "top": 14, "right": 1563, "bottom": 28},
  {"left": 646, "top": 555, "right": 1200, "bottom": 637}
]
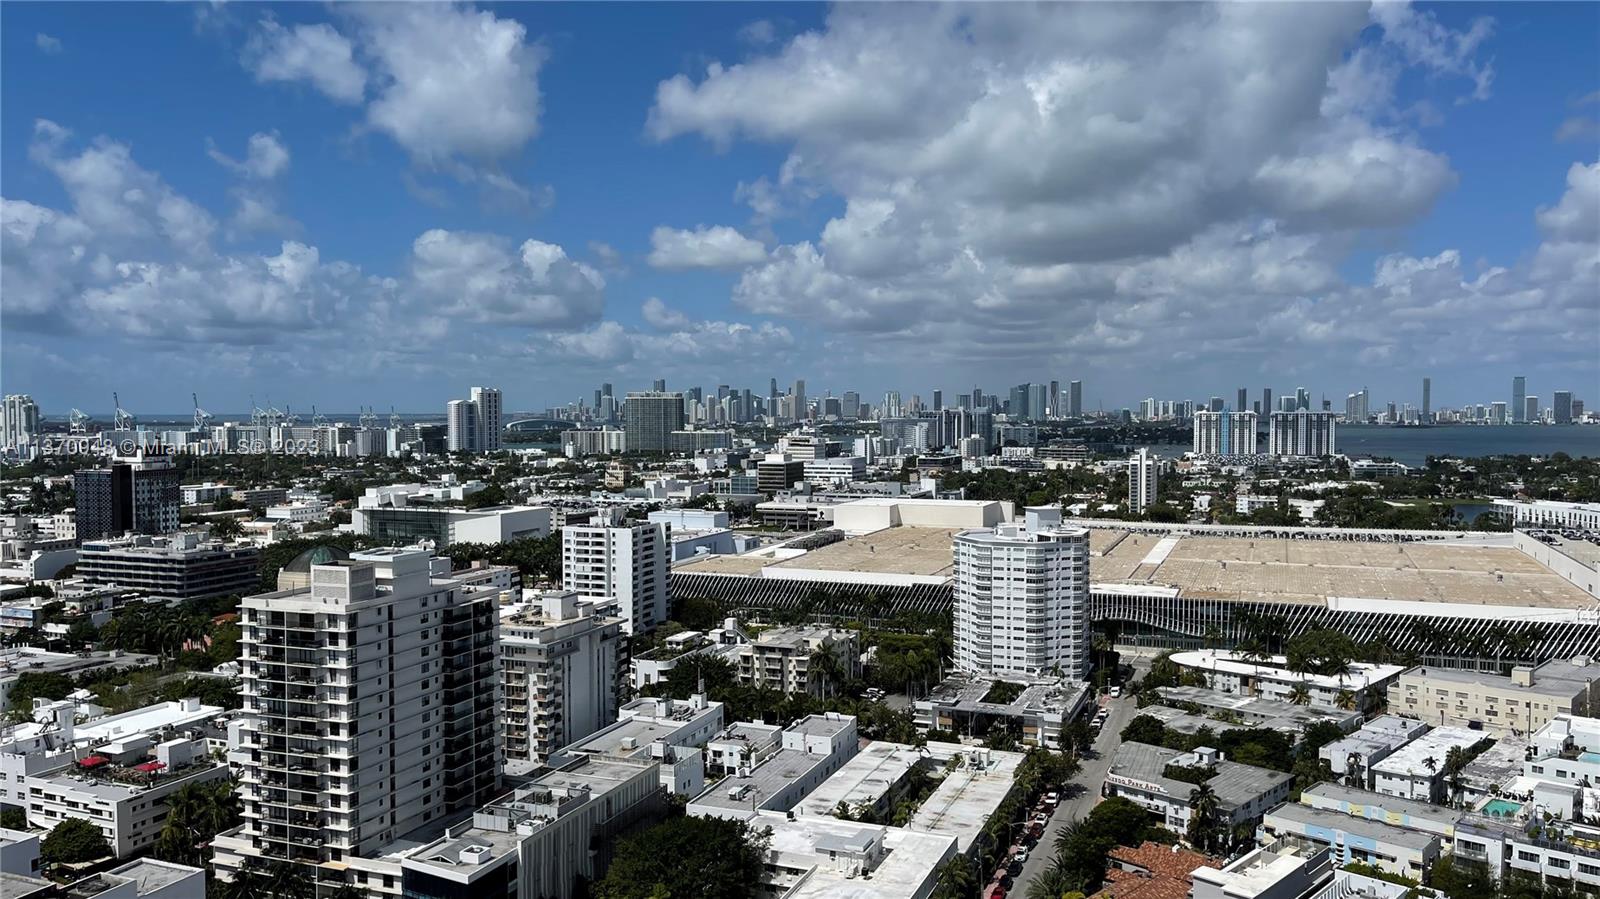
[
  {"left": 594, "top": 815, "right": 768, "bottom": 899},
  {"left": 42, "top": 818, "right": 111, "bottom": 866}
]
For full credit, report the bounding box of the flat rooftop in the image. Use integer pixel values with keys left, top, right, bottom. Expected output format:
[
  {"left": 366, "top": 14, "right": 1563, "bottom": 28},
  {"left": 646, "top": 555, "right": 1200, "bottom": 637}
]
[
  {"left": 1111, "top": 742, "right": 1292, "bottom": 809},
  {"left": 795, "top": 741, "right": 919, "bottom": 819},
  {"left": 1094, "top": 529, "right": 1597, "bottom": 609},
  {"left": 101, "top": 859, "right": 201, "bottom": 896},
  {"left": 905, "top": 743, "right": 1025, "bottom": 852},
  {"left": 1267, "top": 803, "right": 1439, "bottom": 850},
  {"left": 1301, "top": 782, "right": 1461, "bottom": 825},
  {"left": 73, "top": 701, "right": 224, "bottom": 744},
  {"left": 692, "top": 747, "right": 835, "bottom": 814},
  {"left": 1372, "top": 726, "right": 1487, "bottom": 778},
  {"left": 677, "top": 526, "right": 958, "bottom": 578},
  {"left": 756, "top": 813, "right": 956, "bottom": 899}
]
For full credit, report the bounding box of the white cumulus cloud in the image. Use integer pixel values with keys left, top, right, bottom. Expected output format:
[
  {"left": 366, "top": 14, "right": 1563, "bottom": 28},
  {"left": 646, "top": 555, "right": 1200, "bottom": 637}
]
[{"left": 648, "top": 224, "right": 767, "bottom": 269}]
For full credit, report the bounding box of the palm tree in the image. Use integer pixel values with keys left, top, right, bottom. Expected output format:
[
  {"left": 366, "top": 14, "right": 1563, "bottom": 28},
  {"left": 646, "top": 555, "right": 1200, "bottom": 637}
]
[
  {"left": 1188, "top": 783, "right": 1222, "bottom": 853},
  {"left": 1335, "top": 689, "right": 1359, "bottom": 712},
  {"left": 1026, "top": 862, "right": 1078, "bottom": 899},
  {"left": 1288, "top": 683, "right": 1311, "bottom": 706},
  {"left": 1345, "top": 752, "right": 1365, "bottom": 789},
  {"left": 808, "top": 647, "right": 844, "bottom": 699},
  {"left": 934, "top": 856, "right": 978, "bottom": 899},
  {"left": 1424, "top": 755, "right": 1439, "bottom": 776}
]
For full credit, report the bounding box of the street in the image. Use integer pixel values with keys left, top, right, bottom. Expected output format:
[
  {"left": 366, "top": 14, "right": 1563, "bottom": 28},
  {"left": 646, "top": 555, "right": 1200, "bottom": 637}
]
[{"left": 1010, "top": 690, "right": 1139, "bottom": 897}]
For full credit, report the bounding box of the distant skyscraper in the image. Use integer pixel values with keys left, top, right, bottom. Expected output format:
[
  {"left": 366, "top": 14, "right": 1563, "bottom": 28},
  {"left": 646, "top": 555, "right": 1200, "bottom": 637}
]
[
  {"left": 1296, "top": 387, "right": 1310, "bottom": 411},
  {"left": 1028, "top": 384, "right": 1048, "bottom": 421},
  {"left": 1269, "top": 411, "right": 1337, "bottom": 457},
  {"left": 933, "top": 389, "right": 943, "bottom": 412},
  {"left": 446, "top": 399, "right": 476, "bottom": 452},
  {"left": 1209, "top": 396, "right": 1224, "bottom": 413},
  {"left": 1490, "top": 401, "right": 1509, "bottom": 425},
  {"left": 972, "top": 386, "right": 985, "bottom": 411},
  {"left": 1069, "top": 380, "right": 1083, "bottom": 418},
  {"left": 1128, "top": 448, "right": 1159, "bottom": 514},
  {"left": 1554, "top": 390, "right": 1574, "bottom": 424},
  {"left": 1049, "top": 381, "right": 1059, "bottom": 417},
  {"left": 1193, "top": 411, "right": 1257, "bottom": 456},
  {"left": 793, "top": 379, "right": 806, "bottom": 421},
  {"left": 623, "top": 392, "right": 685, "bottom": 454},
  {"left": 1263, "top": 388, "right": 1273, "bottom": 419},
  {"left": 470, "top": 386, "right": 502, "bottom": 452},
  {"left": 620, "top": 390, "right": 684, "bottom": 451},
  {"left": 1524, "top": 397, "right": 1539, "bottom": 423},
  {"left": 1422, "top": 378, "right": 1431, "bottom": 423},
  {"left": 652, "top": 379, "right": 666, "bottom": 392},
  {"left": 2, "top": 395, "right": 40, "bottom": 448},
  {"left": 842, "top": 391, "right": 860, "bottom": 419},
  {"left": 1512, "top": 376, "right": 1527, "bottom": 423}
]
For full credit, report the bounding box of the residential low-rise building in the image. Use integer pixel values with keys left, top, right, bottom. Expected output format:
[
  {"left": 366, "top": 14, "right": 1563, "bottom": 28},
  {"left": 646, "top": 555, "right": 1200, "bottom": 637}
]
[
  {"left": 1369, "top": 726, "right": 1489, "bottom": 803},
  {"left": 1168, "top": 650, "right": 1403, "bottom": 713},
  {"left": 24, "top": 735, "right": 230, "bottom": 858},
  {"left": 552, "top": 694, "right": 725, "bottom": 796},
  {"left": 706, "top": 722, "right": 783, "bottom": 776},
  {"left": 1318, "top": 715, "right": 1432, "bottom": 787},
  {"left": 1386, "top": 660, "right": 1600, "bottom": 735},
  {"left": 1102, "top": 743, "right": 1293, "bottom": 833},
  {"left": 1261, "top": 803, "right": 1440, "bottom": 881},
  {"left": 688, "top": 714, "right": 859, "bottom": 821},
  {"left": 397, "top": 755, "right": 666, "bottom": 899},
  {"left": 727, "top": 625, "right": 860, "bottom": 697},
  {"left": 915, "top": 673, "right": 1091, "bottom": 748}
]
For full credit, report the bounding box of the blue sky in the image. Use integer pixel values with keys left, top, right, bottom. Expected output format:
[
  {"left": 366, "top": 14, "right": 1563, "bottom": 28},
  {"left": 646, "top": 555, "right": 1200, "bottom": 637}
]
[{"left": 2, "top": 2, "right": 1595, "bottom": 416}]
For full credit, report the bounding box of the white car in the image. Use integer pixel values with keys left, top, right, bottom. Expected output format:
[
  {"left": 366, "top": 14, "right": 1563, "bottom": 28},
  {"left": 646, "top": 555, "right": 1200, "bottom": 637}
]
[{"left": 1110, "top": 687, "right": 1122, "bottom": 698}]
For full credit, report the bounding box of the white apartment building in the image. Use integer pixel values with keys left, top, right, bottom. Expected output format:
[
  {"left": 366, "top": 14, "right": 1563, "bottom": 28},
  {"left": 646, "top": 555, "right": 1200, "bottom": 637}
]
[
  {"left": 1192, "top": 410, "right": 1258, "bottom": 456},
  {"left": 24, "top": 735, "right": 229, "bottom": 859},
  {"left": 727, "top": 626, "right": 860, "bottom": 697},
  {"left": 553, "top": 695, "right": 725, "bottom": 796},
  {"left": 1104, "top": 743, "right": 1293, "bottom": 833},
  {"left": 395, "top": 755, "right": 663, "bottom": 899},
  {"left": 562, "top": 510, "right": 670, "bottom": 635},
  {"left": 471, "top": 387, "right": 503, "bottom": 452},
  {"left": 2, "top": 395, "right": 40, "bottom": 449},
  {"left": 353, "top": 504, "right": 552, "bottom": 547},
  {"left": 499, "top": 590, "right": 626, "bottom": 769},
  {"left": 179, "top": 482, "right": 233, "bottom": 504},
  {"left": 1369, "top": 726, "right": 1487, "bottom": 803},
  {"left": 1168, "top": 650, "right": 1404, "bottom": 713},
  {"left": 213, "top": 546, "right": 504, "bottom": 896},
  {"left": 1127, "top": 448, "right": 1159, "bottom": 513},
  {"left": 802, "top": 456, "right": 867, "bottom": 486},
  {"left": 265, "top": 500, "right": 329, "bottom": 523},
  {"left": 1493, "top": 499, "right": 1600, "bottom": 530},
  {"left": 952, "top": 507, "right": 1089, "bottom": 678},
  {"left": 1269, "top": 411, "right": 1338, "bottom": 457}
]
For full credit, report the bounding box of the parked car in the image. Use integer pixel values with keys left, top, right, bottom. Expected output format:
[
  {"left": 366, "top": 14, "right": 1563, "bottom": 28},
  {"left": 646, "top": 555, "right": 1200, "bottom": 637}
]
[{"left": 1110, "top": 686, "right": 1122, "bottom": 698}]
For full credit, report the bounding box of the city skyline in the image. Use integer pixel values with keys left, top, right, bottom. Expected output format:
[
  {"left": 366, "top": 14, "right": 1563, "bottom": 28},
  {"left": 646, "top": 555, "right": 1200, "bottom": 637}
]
[{"left": 3, "top": 3, "right": 1597, "bottom": 412}]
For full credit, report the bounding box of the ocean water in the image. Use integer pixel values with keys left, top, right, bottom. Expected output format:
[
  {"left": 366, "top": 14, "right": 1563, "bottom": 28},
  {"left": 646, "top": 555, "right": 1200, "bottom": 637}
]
[{"left": 1333, "top": 425, "right": 1600, "bottom": 466}]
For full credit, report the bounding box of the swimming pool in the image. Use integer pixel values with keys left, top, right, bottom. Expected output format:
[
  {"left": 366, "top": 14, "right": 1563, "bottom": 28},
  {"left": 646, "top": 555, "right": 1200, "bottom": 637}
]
[{"left": 1481, "top": 799, "right": 1523, "bottom": 818}]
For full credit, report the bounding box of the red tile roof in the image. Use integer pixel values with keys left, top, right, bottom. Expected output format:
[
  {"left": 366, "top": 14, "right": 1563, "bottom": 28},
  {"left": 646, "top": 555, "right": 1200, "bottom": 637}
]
[{"left": 1088, "top": 842, "right": 1217, "bottom": 899}]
